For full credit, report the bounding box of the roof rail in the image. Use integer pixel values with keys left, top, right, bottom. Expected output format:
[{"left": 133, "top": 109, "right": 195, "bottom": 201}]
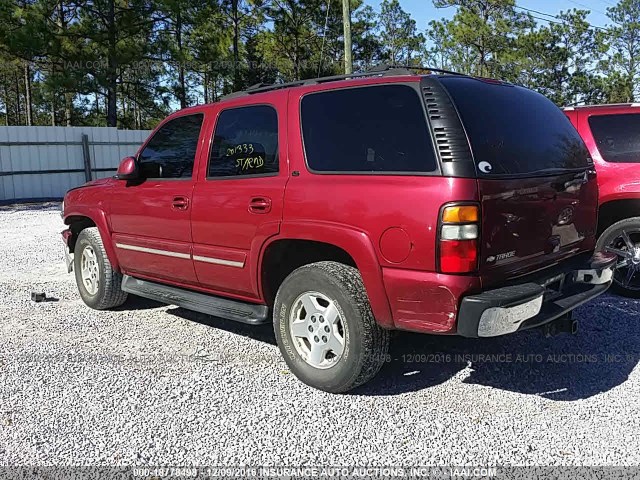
[
  {"left": 220, "top": 63, "right": 468, "bottom": 100},
  {"left": 564, "top": 102, "right": 640, "bottom": 109},
  {"left": 367, "top": 63, "right": 467, "bottom": 77}
]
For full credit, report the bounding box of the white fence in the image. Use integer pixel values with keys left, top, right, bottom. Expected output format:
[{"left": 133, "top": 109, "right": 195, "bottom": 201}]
[{"left": 0, "top": 126, "right": 151, "bottom": 203}]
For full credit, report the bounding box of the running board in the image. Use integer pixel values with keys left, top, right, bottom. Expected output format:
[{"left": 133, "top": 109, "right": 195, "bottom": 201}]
[{"left": 121, "top": 275, "right": 270, "bottom": 325}]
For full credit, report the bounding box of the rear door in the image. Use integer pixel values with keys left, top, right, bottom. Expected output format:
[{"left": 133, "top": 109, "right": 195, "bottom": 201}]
[
  {"left": 110, "top": 113, "right": 205, "bottom": 285},
  {"left": 578, "top": 110, "right": 640, "bottom": 197},
  {"left": 439, "top": 77, "right": 598, "bottom": 282},
  {"left": 190, "top": 94, "right": 288, "bottom": 299}
]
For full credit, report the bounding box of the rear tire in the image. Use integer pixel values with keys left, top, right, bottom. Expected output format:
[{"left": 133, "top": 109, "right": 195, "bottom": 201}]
[
  {"left": 74, "top": 227, "right": 128, "bottom": 309},
  {"left": 596, "top": 217, "right": 640, "bottom": 298},
  {"left": 273, "top": 261, "right": 390, "bottom": 393}
]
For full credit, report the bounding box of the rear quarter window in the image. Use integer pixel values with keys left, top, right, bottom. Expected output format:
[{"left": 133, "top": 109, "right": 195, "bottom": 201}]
[
  {"left": 301, "top": 84, "right": 438, "bottom": 174},
  {"left": 588, "top": 113, "right": 640, "bottom": 163},
  {"left": 439, "top": 77, "right": 590, "bottom": 176}
]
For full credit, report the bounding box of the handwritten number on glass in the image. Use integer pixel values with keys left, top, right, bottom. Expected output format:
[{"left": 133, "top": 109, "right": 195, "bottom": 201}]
[{"left": 226, "top": 143, "right": 255, "bottom": 157}]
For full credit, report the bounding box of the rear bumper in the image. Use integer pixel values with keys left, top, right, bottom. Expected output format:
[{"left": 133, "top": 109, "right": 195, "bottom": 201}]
[{"left": 456, "top": 252, "right": 616, "bottom": 338}]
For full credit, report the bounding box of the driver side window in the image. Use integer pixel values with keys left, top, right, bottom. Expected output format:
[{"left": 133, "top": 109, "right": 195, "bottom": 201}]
[{"left": 138, "top": 114, "right": 204, "bottom": 179}]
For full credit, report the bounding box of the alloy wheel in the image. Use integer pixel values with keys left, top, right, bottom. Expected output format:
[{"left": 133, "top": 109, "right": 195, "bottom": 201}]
[
  {"left": 288, "top": 291, "right": 346, "bottom": 369},
  {"left": 80, "top": 245, "right": 100, "bottom": 295},
  {"left": 605, "top": 229, "right": 640, "bottom": 291}
]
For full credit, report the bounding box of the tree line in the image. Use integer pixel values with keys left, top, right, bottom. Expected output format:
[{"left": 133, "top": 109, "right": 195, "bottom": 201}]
[{"left": 0, "top": 0, "right": 638, "bottom": 129}]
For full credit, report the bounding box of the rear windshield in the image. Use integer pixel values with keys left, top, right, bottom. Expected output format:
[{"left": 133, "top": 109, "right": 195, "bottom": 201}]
[
  {"left": 439, "top": 77, "right": 590, "bottom": 176},
  {"left": 589, "top": 113, "right": 640, "bottom": 163}
]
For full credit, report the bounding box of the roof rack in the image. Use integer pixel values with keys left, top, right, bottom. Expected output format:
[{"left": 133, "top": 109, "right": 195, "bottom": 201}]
[
  {"left": 565, "top": 102, "right": 640, "bottom": 109},
  {"left": 221, "top": 64, "right": 467, "bottom": 100},
  {"left": 367, "top": 64, "right": 467, "bottom": 77}
]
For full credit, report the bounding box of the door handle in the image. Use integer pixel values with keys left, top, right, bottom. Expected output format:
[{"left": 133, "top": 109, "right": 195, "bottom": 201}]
[
  {"left": 172, "top": 196, "right": 189, "bottom": 210},
  {"left": 248, "top": 197, "right": 272, "bottom": 214}
]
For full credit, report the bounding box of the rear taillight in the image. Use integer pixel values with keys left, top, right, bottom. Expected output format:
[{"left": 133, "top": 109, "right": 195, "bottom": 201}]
[{"left": 438, "top": 204, "right": 480, "bottom": 274}]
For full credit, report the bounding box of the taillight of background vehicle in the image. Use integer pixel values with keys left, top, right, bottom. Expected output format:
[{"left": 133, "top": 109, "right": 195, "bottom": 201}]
[{"left": 438, "top": 204, "right": 480, "bottom": 273}]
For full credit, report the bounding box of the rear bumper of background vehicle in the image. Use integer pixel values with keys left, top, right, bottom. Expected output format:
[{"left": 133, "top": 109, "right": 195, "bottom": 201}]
[{"left": 456, "top": 252, "right": 616, "bottom": 337}]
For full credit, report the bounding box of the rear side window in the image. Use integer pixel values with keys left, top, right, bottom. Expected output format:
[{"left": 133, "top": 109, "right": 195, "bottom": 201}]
[
  {"left": 440, "top": 77, "right": 590, "bottom": 176},
  {"left": 208, "top": 105, "right": 279, "bottom": 178},
  {"left": 139, "top": 114, "right": 203, "bottom": 179},
  {"left": 301, "top": 85, "right": 437, "bottom": 173},
  {"left": 589, "top": 113, "right": 640, "bottom": 163}
]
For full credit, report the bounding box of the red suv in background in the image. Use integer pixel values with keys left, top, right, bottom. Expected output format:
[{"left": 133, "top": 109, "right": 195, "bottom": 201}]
[
  {"left": 565, "top": 104, "right": 640, "bottom": 296},
  {"left": 62, "top": 67, "right": 615, "bottom": 392}
]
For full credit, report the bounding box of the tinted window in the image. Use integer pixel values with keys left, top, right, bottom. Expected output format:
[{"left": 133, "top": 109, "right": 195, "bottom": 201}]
[
  {"left": 139, "top": 114, "right": 203, "bottom": 179},
  {"left": 301, "top": 85, "right": 437, "bottom": 173},
  {"left": 208, "top": 106, "right": 279, "bottom": 177},
  {"left": 440, "top": 77, "right": 590, "bottom": 176},
  {"left": 589, "top": 113, "right": 640, "bottom": 163}
]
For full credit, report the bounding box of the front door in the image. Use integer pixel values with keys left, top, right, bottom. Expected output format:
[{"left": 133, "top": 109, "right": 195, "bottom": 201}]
[
  {"left": 110, "top": 113, "right": 205, "bottom": 286},
  {"left": 191, "top": 98, "right": 288, "bottom": 299}
]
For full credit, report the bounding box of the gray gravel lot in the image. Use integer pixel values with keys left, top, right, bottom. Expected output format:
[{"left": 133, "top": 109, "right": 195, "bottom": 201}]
[{"left": 0, "top": 203, "right": 639, "bottom": 467}]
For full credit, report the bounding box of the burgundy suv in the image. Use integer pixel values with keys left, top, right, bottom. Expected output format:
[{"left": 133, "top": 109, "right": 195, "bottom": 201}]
[
  {"left": 62, "top": 67, "right": 615, "bottom": 392},
  {"left": 565, "top": 104, "right": 640, "bottom": 297}
]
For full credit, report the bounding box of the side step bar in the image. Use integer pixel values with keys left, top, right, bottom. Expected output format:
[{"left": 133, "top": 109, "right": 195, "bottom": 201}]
[{"left": 121, "top": 275, "right": 270, "bottom": 325}]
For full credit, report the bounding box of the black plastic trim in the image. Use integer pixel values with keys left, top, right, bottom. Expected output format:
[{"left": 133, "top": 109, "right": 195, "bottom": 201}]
[
  {"left": 121, "top": 275, "right": 270, "bottom": 325},
  {"left": 420, "top": 77, "right": 476, "bottom": 178},
  {"left": 518, "top": 283, "right": 608, "bottom": 331}
]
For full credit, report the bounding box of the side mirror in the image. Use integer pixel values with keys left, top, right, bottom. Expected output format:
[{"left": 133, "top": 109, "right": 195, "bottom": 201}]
[{"left": 116, "top": 156, "right": 139, "bottom": 180}]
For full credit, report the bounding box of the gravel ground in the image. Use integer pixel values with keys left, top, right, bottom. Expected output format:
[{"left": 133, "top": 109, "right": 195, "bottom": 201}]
[{"left": 0, "top": 203, "right": 639, "bottom": 468}]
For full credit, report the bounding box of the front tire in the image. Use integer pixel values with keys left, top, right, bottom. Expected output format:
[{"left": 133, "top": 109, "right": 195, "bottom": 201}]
[
  {"left": 74, "top": 227, "right": 128, "bottom": 309},
  {"left": 596, "top": 217, "right": 640, "bottom": 298},
  {"left": 273, "top": 261, "right": 390, "bottom": 393}
]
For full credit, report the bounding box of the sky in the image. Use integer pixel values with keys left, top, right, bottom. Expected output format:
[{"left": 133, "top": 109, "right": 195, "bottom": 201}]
[{"left": 363, "top": 0, "right": 614, "bottom": 32}]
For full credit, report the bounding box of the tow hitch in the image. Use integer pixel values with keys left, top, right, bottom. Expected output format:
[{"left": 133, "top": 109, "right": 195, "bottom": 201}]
[{"left": 542, "top": 312, "right": 578, "bottom": 337}]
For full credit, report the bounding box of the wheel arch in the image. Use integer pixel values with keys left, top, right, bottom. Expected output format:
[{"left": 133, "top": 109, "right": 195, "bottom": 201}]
[
  {"left": 64, "top": 208, "right": 120, "bottom": 271},
  {"left": 598, "top": 199, "right": 640, "bottom": 237},
  {"left": 258, "top": 223, "right": 393, "bottom": 328}
]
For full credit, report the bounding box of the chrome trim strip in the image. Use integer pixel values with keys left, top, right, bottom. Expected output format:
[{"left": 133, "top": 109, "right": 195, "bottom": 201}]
[
  {"left": 193, "top": 255, "right": 245, "bottom": 268},
  {"left": 115, "top": 242, "right": 245, "bottom": 267},
  {"left": 115, "top": 243, "right": 191, "bottom": 259}
]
